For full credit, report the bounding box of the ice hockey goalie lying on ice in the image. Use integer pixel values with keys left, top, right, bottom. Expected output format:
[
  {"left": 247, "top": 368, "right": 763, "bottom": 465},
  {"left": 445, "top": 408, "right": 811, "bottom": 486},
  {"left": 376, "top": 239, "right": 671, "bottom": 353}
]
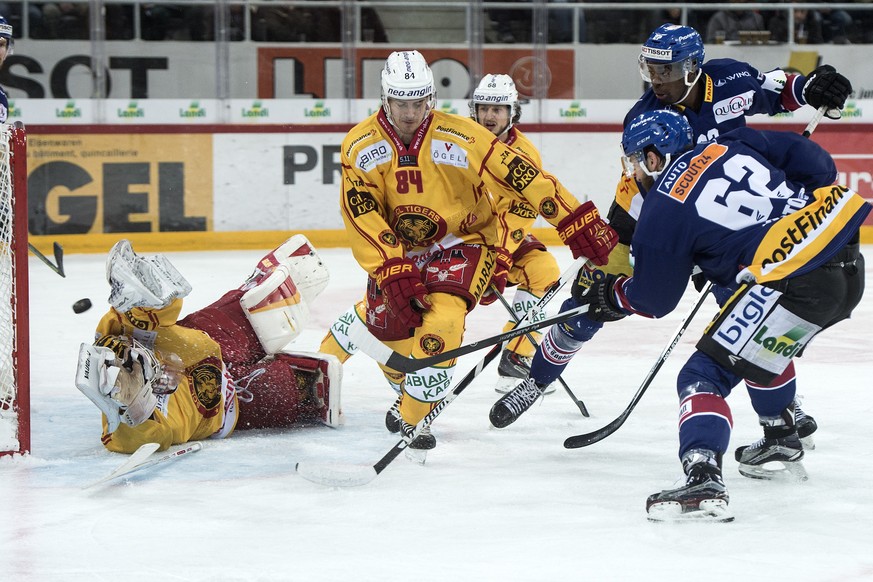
[{"left": 75, "top": 235, "right": 341, "bottom": 454}]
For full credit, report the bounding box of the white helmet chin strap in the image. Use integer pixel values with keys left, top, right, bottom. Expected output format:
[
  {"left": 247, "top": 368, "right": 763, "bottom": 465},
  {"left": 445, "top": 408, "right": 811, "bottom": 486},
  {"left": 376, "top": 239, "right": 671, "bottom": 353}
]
[
  {"left": 640, "top": 153, "right": 671, "bottom": 181},
  {"left": 676, "top": 69, "right": 702, "bottom": 106}
]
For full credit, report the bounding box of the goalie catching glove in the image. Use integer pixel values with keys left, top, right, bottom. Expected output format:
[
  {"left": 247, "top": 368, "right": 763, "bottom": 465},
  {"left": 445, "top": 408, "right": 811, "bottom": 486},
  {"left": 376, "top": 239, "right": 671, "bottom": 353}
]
[
  {"left": 557, "top": 201, "right": 618, "bottom": 266},
  {"left": 803, "top": 64, "right": 852, "bottom": 119},
  {"left": 374, "top": 257, "right": 432, "bottom": 329},
  {"left": 571, "top": 273, "right": 630, "bottom": 323},
  {"left": 480, "top": 247, "right": 512, "bottom": 306}
]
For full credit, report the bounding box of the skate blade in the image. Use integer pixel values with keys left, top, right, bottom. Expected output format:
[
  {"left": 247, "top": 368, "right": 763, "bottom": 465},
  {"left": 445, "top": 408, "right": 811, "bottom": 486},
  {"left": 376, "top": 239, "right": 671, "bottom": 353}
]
[
  {"left": 738, "top": 460, "right": 809, "bottom": 482},
  {"left": 495, "top": 376, "right": 556, "bottom": 395},
  {"left": 404, "top": 448, "right": 428, "bottom": 465},
  {"left": 647, "top": 499, "right": 734, "bottom": 523}
]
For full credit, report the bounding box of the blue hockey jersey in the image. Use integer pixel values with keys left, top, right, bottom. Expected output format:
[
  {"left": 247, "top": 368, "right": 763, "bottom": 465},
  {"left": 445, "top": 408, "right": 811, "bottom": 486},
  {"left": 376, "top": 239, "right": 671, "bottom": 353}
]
[
  {"left": 621, "top": 128, "right": 869, "bottom": 318},
  {"left": 626, "top": 58, "right": 806, "bottom": 146}
]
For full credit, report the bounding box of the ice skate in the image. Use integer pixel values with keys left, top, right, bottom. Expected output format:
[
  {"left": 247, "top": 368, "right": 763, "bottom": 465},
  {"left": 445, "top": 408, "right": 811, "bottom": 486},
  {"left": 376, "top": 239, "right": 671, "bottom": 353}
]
[
  {"left": 647, "top": 450, "right": 733, "bottom": 523},
  {"left": 794, "top": 400, "right": 818, "bottom": 451},
  {"left": 400, "top": 420, "right": 436, "bottom": 450},
  {"left": 489, "top": 377, "right": 547, "bottom": 428},
  {"left": 385, "top": 395, "right": 402, "bottom": 434},
  {"left": 735, "top": 428, "right": 808, "bottom": 482},
  {"left": 495, "top": 350, "right": 555, "bottom": 394}
]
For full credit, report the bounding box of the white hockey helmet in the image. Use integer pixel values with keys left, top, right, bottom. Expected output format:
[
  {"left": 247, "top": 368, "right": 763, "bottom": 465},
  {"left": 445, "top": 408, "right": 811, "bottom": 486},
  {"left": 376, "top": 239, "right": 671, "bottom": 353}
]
[
  {"left": 469, "top": 74, "right": 521, "bottom": 130},
  {"left": 380, "top": 50, "right": 436, "bottom": 122}
]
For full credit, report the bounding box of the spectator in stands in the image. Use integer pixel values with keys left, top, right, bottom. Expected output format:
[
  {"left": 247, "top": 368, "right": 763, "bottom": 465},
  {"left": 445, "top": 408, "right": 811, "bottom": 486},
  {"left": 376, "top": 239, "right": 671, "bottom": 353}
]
[
  {"left": 252, "top": 1, "right": 386, "bottom": 43},
  {"left": 39, "top": 2, "right": 88, "bottom": 39},
  {"left": 768, "top": 7, "right": 824, "bottom": 45},
  {"left": 646, "top": 3, "right": 710, "bottom": 33},
  {"left": 487, "top": 0, "right": 585, "bottom": 43},
  {"left": 187, "top": 4, "right": 245, "bottom": 41},
  {"left": 105, "top": 4, "right": 133, "bottom": 40},
  {"left": 705, "top": 0, "right": 766, "bottom": 43},
  {"left": 819, "top": 5, "right": 852, "bottom": 44}
]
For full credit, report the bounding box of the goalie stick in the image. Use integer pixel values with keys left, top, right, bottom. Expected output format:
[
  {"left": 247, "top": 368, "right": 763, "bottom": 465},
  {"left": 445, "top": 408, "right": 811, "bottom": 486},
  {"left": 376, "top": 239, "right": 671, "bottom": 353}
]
[
  {"left": 563, "top": 283, "right": 712, "bottom": 449},
  {"left": 491, "top": 286, "right": 589, "bottom": 417},
  {"left": 28, "top": 241, "right": 65, "bottom": 277},
  {"left": 348, "top": 256, "right": 590, "bottom": 374},
  {"left": 83, "top": 441, "right": 203, "bottom": 489},
  {"left": 295, "top": 256, "right": 586, "bottom": 487}
]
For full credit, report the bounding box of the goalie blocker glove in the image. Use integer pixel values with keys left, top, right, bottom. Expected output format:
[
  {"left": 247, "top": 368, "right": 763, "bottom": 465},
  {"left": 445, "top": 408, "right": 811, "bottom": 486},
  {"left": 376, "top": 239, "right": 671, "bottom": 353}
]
[
  {"left": 803, "top": 64, "right": 853, "bottom": 119},
  {"left": 557, "top": 201, "right": 618, "bottom": 266}
]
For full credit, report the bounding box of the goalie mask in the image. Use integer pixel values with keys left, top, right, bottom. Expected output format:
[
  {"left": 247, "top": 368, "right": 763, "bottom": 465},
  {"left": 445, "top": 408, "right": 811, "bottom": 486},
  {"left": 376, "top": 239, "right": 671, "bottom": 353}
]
[
  {"left": 469, "top": 74, "right": 521, "bottom": 135},
  {"left": 380, "top": 50, "right": 435, "bottom": 126},
  {"left": 621, "top": 110, "right": 693, "bottom": 181},
  {"left": 639, "top": 24, "right": 704, "bottom": 102}
]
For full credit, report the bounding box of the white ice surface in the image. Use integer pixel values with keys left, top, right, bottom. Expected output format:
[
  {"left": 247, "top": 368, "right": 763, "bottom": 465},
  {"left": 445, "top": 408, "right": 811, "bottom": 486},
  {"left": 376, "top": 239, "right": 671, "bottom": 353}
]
[{"left": 2, "top": 245, "right": 872, "bottom": 581}]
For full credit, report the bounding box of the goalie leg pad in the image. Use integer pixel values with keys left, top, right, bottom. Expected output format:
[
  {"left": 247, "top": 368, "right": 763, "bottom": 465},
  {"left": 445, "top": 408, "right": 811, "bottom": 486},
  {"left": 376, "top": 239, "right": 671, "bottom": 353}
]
[
  {"left": 234, "top": 351, "right": 343, "bottom": 429},
  {"left": 106, "top": 239, "right": 192, "bottom": 312},
  {"left": 276, "top": 350, "right": 343, "bottom": 428},
  {"left": 242, "top": 234, "right": 330, "bottom": 304},
  {"left": 241, "top": 264, "right": 310, "bottom": 354}
]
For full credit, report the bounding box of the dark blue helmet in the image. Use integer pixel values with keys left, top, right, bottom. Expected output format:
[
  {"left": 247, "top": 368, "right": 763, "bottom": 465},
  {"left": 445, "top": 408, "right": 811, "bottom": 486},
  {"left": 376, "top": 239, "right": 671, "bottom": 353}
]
[
  {"left": 639, "top": 24, "right": 704, "bottom": 84},
  {"left": 0, "top": 15, "right": 13, "bottom": 54},
  {"left": 621, "top": 110, "right": 693, "bottom": 177}
]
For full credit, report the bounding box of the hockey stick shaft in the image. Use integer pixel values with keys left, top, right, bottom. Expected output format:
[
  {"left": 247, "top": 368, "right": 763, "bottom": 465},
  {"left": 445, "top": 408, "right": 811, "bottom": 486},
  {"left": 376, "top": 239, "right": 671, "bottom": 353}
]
[
  {"left": 84, "top": 442, "right": 202, "bottom": 488},
  {"left": 28, "top": 241, "right": 66, "bottom": 277},
  {"left": 350, "top": 257, "right": 589, "bottom": 374},
  {"left": 492, "top": 286, "right": 590, "bottom": 417},
  {"left": 802, "top": 105, "right": 827, "bottom": 138},
  {"left": 563, "top": 283, "right": 712, "bottom": 449},
  {"left": 296, "top": 257, "right": 587, "bottom": 487}
]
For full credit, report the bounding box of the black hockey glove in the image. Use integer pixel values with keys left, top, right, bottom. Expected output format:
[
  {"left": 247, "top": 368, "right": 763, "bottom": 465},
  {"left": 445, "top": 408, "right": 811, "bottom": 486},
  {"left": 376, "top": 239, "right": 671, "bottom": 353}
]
[
  {"left": 571, "top": 273, "right": 628, "bottom": 323},
  {"left": 803, "top": 65, "right": 852, "bottom": 119}
]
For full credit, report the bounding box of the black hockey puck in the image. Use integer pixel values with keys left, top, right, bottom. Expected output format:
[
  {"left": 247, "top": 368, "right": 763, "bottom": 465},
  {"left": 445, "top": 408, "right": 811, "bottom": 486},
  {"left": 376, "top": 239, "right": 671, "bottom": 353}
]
[{"left": 72, "top": 298, "right": 92, "bottom": 314}]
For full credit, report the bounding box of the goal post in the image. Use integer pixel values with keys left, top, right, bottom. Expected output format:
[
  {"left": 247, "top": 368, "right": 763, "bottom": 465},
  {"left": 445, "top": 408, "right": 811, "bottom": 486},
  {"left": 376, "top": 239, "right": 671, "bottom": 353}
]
[{"left": 0, "top": 121, "right": 30, "bottom": 456}]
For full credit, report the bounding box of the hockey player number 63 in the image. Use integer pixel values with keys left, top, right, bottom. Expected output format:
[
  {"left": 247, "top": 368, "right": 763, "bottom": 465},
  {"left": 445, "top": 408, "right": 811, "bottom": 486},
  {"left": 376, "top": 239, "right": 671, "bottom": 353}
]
[{"left": 695, "top": 154, "right": 795, "bottom": 231}]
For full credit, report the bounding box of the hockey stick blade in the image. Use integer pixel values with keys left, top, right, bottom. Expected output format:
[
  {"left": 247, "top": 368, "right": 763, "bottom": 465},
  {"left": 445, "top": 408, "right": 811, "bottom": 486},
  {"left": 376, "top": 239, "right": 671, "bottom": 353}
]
[
  {"left": 295, "top": 461, "right": 380, "bottom": 487},
  {"left": 28, "top": 241, "right": 66, "bottom": 277},
  {"left": 53, "top": 242, "right": 66, "bottom": 277},
  {"left": 564, "top": 283, "right": 713, "bottom": 449}
]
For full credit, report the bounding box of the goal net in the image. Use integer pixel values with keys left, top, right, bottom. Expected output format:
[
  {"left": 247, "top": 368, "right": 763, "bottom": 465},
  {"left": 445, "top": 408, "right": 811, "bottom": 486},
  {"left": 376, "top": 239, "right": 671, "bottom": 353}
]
[{"left": 0, "top": 122, "right": 30, "bottom": 456}]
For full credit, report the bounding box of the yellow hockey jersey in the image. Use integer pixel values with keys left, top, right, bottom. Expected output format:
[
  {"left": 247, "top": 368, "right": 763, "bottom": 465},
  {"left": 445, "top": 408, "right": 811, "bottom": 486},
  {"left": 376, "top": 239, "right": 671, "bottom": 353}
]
[
  {"left": 93, "top": 299, "right": 237, "bottom": 453},
  {"left": 493, "top": 127, "right": 544, "bottom": 254},
  {"left": 340, "top": 109, "right": 583, "bottom": 275}
]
